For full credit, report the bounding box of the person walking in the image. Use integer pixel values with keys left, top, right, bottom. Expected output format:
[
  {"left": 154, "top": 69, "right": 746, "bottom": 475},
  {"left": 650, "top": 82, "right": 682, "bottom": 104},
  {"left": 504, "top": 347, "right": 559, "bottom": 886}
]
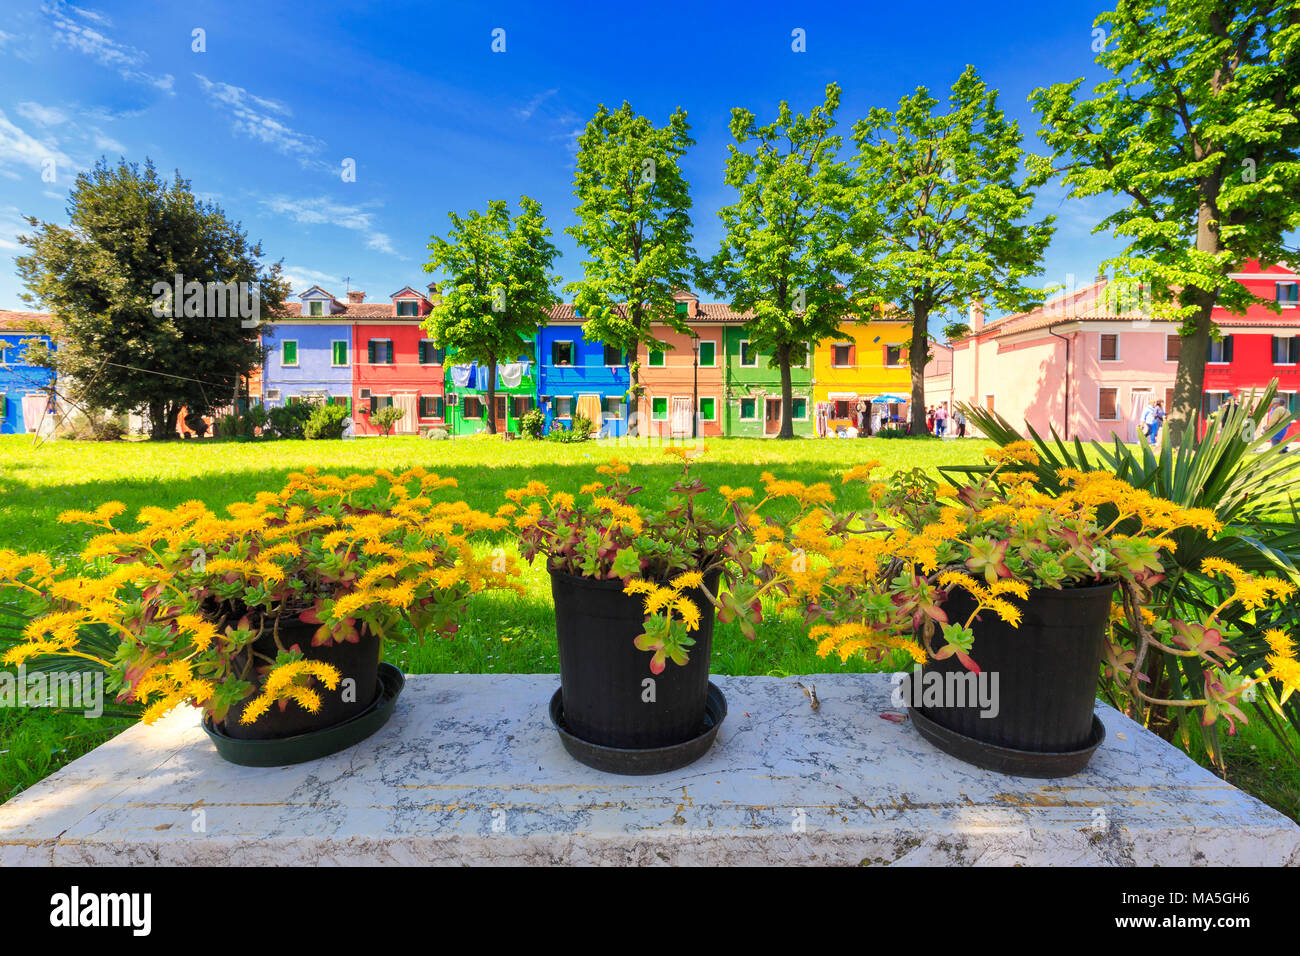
[
  {"left": 1150, "top": 400, "right": 1166, "bottom": 444},
  {"left": 936, "top": 403, "right": 948, "bottom": 437},
  {"left": 926, "top": 406, "right": 935, "bottom": 435},
  {"left": 954, "top": 408, "right": 966, "bottom": 438},
  {"left": 855, "top": 398, "right": 870, "bottom": 436},
  {"left": 1140, "top": 401, "right": 1158, "bottom": 444},
  {"left": 1266, "top": 397, "right": 1290, "bottom": 448}
]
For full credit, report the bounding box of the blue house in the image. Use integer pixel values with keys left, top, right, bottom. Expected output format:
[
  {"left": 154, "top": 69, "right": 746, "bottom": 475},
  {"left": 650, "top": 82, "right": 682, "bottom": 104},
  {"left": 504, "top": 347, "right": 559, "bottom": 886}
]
[
  {"left": 0, "top": 313, "right": 56, "bottom": 435},
  {"left": 536, "top": 307, "right": 629, "bottom": 437},
  {"left": 259, "top": 286, "right": 359, "bottom": 407}
]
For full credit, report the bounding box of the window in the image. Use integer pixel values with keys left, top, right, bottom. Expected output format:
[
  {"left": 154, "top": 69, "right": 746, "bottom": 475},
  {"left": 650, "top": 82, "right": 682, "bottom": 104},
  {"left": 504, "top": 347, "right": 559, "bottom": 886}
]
[
  {"left": 984, "top": 394, "right": 995, "bottom": 413},
  {"left": 698, "top": 340, "right": 716, "bottom": 367},
  {"left": 1207, "top": 335, "right": 1234, "bottom": 364},
  {"left": 1272, "top": 336, "right": 1300, "bottom": 365},
  {"left": 331, "top": 340, "right": 348, "bottom": 367},
  {"left": 1285, "top": 392, "right": 1300, "bottom": 415},
  {"left": 834, "top": 400, "right": 852, "bottom": 418},
  {"left": 512, "top": 396, "right": 534, "bottom": 418},
  {"left": 675, "top": 301, "right": 689, "bottom": 316},
  {"left": 370, "top": 394, "right": 393, "bottom": 413},
  {"left": 699, "top": 397, "right": 716, "bottom": 421},
  {"left": 1276, "top": 282, "right": 1299, "bottom": 305},
  {"left": 648, "top": 349, "right": 666, "bottom": 367},
  {"left": 552, "top": 341, "right": 574, "bottom": 367},
  {"left": 282, "top": 340, "right": 298, "bottom": 366},
  {"left": 1203, "top": 391, "right": 1231, "bottom": 416},
  {"left": 309, "top": 301, "right": 323, "bottom": 316},
  {"left": 601, "top": 397, "right": 621, "bottom": 416},
  {"left": 1098, "top": 387, "right": 1119, "bottom": 421},
  {"left": 651, "top": 397, "right": 668, "bottom": 420},
  {"left": 368, "top": 339, "right": 395, "bottom": 364},
  {"left": 739, "top": 398, "right": 757, "bottom": 420},
  {"left": 419, "top": 395, "right": 444, "bottom": 419},
  {"left": 463, "top": 397, "right": 483, "bottom": 419},
  {"left": 885, "top": 345, "right": 904, "bottom": 367},
  {"left": 603, "top": 344, "right": 623, "bottom": 366},
  {"left": 1165, "top": 335, "right": 1181, "bottom": 362},
  {"left": 1100, "top": 333, "right": 1119, "bottom": 362},
  {"left": 396, "top": 300, "right": 419, "bottom": 316},
  {"left": 554, "top": 396, "right": 573, "bottom": 418},
  {"left": 1166, "top": 387, "right": 1175, "bottom": 411},
  {"left": 791, "top": 398, "right": 808, "bottom": 420},
  {"left": 740, "top": 341, "right": 758, "bottom": 367},
  {"left": 832, "top": 344, "right": 852, "bottom": 368},
  {"left": 419, "top": 341, "right": 445, "bottom": 365}
]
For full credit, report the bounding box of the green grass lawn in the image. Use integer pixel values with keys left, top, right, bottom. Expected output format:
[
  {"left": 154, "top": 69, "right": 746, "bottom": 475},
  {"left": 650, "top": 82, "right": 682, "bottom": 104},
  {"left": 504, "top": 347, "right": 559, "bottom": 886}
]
[{"left": 0, "top": 432, "right": 1296, "bottom": 822}]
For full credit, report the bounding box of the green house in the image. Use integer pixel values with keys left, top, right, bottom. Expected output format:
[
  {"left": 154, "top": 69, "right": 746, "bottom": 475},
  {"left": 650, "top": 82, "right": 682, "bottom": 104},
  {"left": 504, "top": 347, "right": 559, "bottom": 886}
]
[
  {"left": 722, "top": 327, "right": 814, "bottom": 437},
  {"left": 443, "top": 338, "right": 538, "bottom": 436}
]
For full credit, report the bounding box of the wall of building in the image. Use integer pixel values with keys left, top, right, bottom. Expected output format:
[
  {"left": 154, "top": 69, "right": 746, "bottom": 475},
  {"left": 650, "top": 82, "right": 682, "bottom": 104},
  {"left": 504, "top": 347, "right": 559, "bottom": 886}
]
[
  {"left": 635, "top": 323, "right": 726, "bottom": 438},
  {"left": 723, "top": 327, "right": 813, "bottom": 437}
]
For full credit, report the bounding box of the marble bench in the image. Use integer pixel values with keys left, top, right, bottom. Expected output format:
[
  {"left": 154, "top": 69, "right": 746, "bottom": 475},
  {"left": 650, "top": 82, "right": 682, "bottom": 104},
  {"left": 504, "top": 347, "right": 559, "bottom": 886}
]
[{"left": 2, "top": 674, "right": 1296, "bottom": 865}]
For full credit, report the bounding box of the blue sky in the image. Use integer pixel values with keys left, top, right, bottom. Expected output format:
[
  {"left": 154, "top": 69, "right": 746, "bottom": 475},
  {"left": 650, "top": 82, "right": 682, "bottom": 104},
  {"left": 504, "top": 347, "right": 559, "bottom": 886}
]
[{"left": 0, "top": 0, "right": 1128, "bottom": 324}]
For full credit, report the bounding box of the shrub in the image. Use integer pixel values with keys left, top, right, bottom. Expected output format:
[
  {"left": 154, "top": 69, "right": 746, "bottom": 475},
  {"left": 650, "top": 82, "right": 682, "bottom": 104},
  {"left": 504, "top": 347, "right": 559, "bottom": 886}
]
[
  {"left": 519, "top": 408, "right": 545, "bottom": 439},
  {"left": 547, "top": 414, "right": 594, "bottom": 443},
  {"left": 303, "top": 401, "right": 350, "bottom": 440},
  {"left": 371, "top": 405, "right": 406, "bottom": 436},
  {"left": 56, "top": 409, "right": 124, "bottom": 442},
  {"left": 267, "top": 402, "right": 313, "bottom": 440}
]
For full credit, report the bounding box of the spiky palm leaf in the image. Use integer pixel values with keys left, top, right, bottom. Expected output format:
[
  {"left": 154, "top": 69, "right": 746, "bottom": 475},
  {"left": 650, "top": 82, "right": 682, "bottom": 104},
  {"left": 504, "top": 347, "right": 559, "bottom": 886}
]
[{"left": 953, "top": 387, "right": 1300, "bottom": 767}]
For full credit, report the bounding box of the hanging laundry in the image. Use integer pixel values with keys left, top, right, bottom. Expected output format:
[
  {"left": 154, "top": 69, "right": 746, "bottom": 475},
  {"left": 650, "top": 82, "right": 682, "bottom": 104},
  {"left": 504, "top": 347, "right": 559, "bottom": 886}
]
[
  {"left": 450, "top": 363, "right": 475, "bottom": 388},
  {"left": 498, "top": 363, "right": 524, "bottom": 389},
  {"left": 475, "top": 365, "right": 490, "bottom": 390}
]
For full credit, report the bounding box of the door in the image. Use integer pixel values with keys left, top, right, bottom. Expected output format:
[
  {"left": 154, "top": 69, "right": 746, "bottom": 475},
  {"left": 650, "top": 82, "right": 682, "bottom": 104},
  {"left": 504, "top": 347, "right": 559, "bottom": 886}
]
[
  {"left": 670, "top": 396, "right": 692, "bottom": 437},
  {"left": 764, "top": 398, "right": 781, "bottom": 435},
  {"left": 494, "top": 395, "right": 507, "bottom": 433}
]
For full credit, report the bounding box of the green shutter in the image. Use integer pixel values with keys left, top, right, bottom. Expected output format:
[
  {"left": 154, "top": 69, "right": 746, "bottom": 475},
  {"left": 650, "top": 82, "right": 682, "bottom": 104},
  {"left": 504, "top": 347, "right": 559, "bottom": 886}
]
[
  {"left": 333, "top": 340, "right": 347, "bottom": 365},
  {"left": 649, "top": 350, "right": 664, "bottom": 367},
  {"left": 652, "top": 397, "right": 668, "bottom": 419},
  {"left": 700, "top": 397, "right": 716, "bottom": 420},
  {"left": 386, "top": 341, "right": 395, "bottom": 364},
  {"left": 283, "top": 341, "right": 297, "bottom": 365},
  {"left": 699, "top": 341, "right": 715, "bottom": 366}
]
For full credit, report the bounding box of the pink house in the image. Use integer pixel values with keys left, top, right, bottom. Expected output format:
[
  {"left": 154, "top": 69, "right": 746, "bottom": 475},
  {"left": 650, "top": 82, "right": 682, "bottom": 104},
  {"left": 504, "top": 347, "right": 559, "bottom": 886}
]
[{"left": 927, "top": 277, "right": 1181, "bottom": 443}]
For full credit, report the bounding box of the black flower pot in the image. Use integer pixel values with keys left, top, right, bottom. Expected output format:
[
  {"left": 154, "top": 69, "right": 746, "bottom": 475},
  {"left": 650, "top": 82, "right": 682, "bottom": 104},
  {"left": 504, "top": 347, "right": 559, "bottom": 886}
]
[
  {"left": 549, "top": 568, "right": 723, "bottom": 766},
  {"left": 219, "top": 616, "right": 382, "bottom": 740},
  {"left": 908, "top": 581, "right": 1115, "bottom": 777}
]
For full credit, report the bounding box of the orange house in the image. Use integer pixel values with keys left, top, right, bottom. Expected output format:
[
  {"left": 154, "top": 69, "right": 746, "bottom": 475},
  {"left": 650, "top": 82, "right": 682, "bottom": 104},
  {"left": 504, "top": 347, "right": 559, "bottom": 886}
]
[{"left": 634, "top": 291, "right": 733, "bottom": 438}]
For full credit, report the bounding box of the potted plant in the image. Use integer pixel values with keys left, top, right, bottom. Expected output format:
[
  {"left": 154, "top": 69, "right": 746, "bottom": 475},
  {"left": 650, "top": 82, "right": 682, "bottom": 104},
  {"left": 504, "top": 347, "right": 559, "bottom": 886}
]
[
  {"left": 0, "top": 466, "right": 519, "bottom": 766},
  {"left": 799, "top": 443, "right": 1299, "bottom": 776},
  {"left": 504, "top": 447, "right": 829, "bottom": 774}
]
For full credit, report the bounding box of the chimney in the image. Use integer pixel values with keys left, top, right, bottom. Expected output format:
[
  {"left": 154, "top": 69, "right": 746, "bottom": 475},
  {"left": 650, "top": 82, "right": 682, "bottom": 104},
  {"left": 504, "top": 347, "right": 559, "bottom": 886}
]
[
  {"left": 347, "top": 290, "right": 366, "bottom": 304},
  {"left": 969, "top": 299, "right": 985, "bottom": 332}
]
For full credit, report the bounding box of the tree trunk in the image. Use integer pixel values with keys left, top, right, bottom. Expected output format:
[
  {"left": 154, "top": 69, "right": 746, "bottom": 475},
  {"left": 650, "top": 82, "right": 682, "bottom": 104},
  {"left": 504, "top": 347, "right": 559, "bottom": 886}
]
[
  {"left": 486, "top": 350, "right": 498, "bottom": 435},
  {"left": 149, "top": 400, "right": 178, "bottom": 440},
  {"left": 1168, "top": 197, "right": 1225, "bottom": 444},
  {"left": 909, "top": 304, "right": 929, "bottom": 435},
  {"left": 628, "top": 359, "right": 640, "bottom": 439},
  {"left": 777, "top": 343, "right": 795, "bottom": 440}
]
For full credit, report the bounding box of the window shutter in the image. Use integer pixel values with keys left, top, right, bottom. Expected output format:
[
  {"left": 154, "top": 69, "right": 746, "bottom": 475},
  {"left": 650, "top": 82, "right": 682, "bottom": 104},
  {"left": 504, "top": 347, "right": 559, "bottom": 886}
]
[
  {"left": 1225, "top": 335, "right": 1234, "bottom": 363},
  {"left": 368, "top": 340, "right": 377, "bottom": 364}
]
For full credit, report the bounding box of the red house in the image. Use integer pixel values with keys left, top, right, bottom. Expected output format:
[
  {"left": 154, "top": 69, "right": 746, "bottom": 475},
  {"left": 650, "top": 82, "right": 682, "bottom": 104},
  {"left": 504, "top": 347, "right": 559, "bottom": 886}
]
[
  {"left": 351, "top": 285, "right": 446, "bottom": 436},
  {"left": 1204, "top": 261, "right": 1300, "bottom": 442}
]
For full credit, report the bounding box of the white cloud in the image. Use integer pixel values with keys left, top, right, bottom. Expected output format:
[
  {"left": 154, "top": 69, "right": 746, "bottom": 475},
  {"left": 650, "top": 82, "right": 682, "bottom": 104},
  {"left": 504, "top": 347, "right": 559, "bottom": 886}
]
[
  {"left": 0, "top": 206, "right": 30, "bottom": 251},
  {"left": 0, "top": 29, "right": 13, "bottom": 45},
  {"left": 92, "top": 131, "right": 125, "bottom": 154},
  {"left": 194, "top": 74, "right": 327, "bottom": 168},
  {"left": 0, "top": 109, "right": 74, "bottom": 176},
  {"left": 43, "top": 0, "right": 174, "bottom": 93},
  {"left": 17, "top": 102, "right": 69, "bottom": 126},
  {"left": 517, "top": 89, "right": 558, "bottom": 121},
  {"left": 261, "top": 195, "right": 399, "bottom": 258},
  {"left": 282, "top": 266, "right": 343, "bottom": 294}
]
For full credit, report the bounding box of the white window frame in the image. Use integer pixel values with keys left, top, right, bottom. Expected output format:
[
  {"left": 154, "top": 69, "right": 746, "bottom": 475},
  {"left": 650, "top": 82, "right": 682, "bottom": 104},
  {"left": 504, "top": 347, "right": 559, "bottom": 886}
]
[
  {"left": 553, "top": 341, "right": 575, "bottom": 368},
  {"left": 739, "top": 339, "right": 758, "bottom": 367},
  {"left": 884, "top": 344, "right": 905, "bottom": 368},
  {"left": 554, "top": 395, "right": 574, "bottom": 418},
  {"left": 603, "top": 345, "right": 623, "bottom": 368},
  {"left": 831, "top": 342, "right": 853, "bottom": 368},
  {"left": 1276, "top": 282, "right": 1299, "bottom": 308},
  {"left": 369, "top": 338, "right": 394, "bottom": 365},
  {"left": 650, "top": 396, "right": 669, "bottom": 421},
  {"left": 738, "top": 397, "right": 759, "bottom": 421},
  {"left": 1207, "top": 336, "right": 1233, "bottom": 365},
  {"left": 395, "top": 299, "right": 420, "bottom": 317},
  {"left": 281, "top": 340, "right": 299, "bottom": 367},
  {"left": 1272, "top": 334, "right": 1298, "bottom": 366},
  {"left": 697, "top": 338, "right": 719, "bottom": 368},
  {"left": 1099, "top": 332, "right": 1121, "bottom": 363},
  {"left": 791, "top": 396, "right": 810, "bottom": 421},
  {"left": 698, "top": 395, "right": 718, "bottom": 422},
  {"left": 308, "top": 300, "right": 324, "bottom": 317}
]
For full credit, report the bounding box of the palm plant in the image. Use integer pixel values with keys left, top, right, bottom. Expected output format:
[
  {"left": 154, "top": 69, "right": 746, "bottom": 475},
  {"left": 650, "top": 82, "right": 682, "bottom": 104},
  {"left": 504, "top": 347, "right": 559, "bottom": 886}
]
[{"left": 953, "top": 386, "right": 1300, "bottom": 769}]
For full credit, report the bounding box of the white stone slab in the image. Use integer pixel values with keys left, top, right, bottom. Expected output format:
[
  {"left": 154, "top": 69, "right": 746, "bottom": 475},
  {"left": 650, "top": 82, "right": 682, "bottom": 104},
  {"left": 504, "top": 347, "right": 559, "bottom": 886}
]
[{"left": 1, "top": 674, "right": 1296, "bottom": 866}]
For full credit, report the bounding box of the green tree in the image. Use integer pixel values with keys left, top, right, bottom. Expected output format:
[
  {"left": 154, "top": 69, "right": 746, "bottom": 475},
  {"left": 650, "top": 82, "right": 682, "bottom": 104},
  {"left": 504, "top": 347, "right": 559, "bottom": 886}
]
[
  {"left": 706, "top": 83, "right": 858, "bottom": 439},
  {"left": 566, "top": 102, "right": 698, "bottom": 437},
  {"left": 423, "top": 196, "right": 560, "bottom": 435},
  {"left": 853, "top": 66, "right": 1055, "bottom": 435},
  {"left": 1032, "top": 0, "right": 1300, "bottom": 441},
  {"left": 16, "top": 159, "right": 285, "bottom": 439}
]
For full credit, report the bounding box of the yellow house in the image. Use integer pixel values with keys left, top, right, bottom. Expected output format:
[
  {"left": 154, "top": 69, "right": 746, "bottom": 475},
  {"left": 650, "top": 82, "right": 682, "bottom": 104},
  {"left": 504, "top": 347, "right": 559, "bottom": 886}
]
[{"left": 813, "top": 319, "right": 912, "bottom": 431}]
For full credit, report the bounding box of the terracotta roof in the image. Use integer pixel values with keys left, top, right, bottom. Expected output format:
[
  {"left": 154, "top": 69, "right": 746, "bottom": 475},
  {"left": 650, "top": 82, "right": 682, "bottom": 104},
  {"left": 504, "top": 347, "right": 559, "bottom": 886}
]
[
  {"left": 273, "top": 302, "right": 413, "bottom": 319},
  {"left": 0, "top": 310, "right": 52, "bottom": 331}
]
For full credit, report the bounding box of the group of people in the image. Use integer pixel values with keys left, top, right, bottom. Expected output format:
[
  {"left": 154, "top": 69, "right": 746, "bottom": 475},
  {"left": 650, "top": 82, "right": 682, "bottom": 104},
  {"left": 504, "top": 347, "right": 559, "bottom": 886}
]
[
  {"left": 1140, "top": 399, "right": 1167, "bottom": 444},
  {"left": 925, "top": 403, "right": 966, "bottom": 438}
]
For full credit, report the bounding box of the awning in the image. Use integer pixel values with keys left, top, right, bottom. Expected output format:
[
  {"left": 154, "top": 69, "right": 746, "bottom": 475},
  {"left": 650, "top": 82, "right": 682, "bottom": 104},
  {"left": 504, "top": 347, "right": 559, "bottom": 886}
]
[{"left": 575, "top": 393, "right": 602, "bottom": 423}]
